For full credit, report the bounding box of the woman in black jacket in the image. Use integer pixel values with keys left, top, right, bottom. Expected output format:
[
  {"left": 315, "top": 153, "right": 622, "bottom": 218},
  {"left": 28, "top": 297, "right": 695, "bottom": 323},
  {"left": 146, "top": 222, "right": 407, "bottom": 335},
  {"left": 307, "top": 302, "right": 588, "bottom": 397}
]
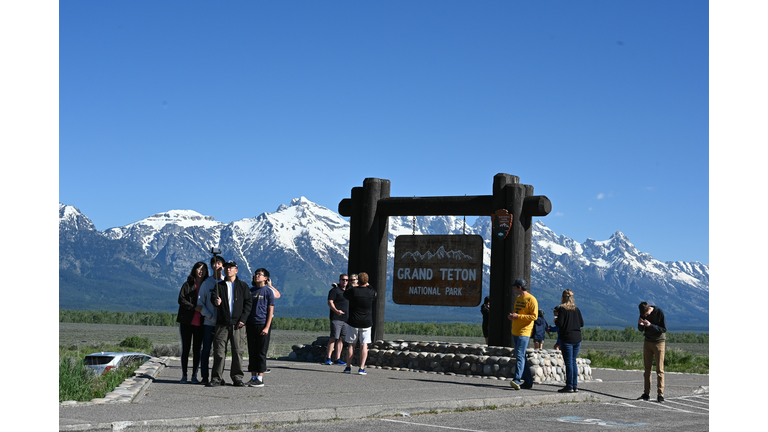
[
  {"left": 177, "top": 261, "right": 209, "bottom": 383},
  {"left": 554, "top": 289, "right": 584, "bottom": 393},
  {"left": 481, "top": 296, "right": 490, "bottom": 345}
]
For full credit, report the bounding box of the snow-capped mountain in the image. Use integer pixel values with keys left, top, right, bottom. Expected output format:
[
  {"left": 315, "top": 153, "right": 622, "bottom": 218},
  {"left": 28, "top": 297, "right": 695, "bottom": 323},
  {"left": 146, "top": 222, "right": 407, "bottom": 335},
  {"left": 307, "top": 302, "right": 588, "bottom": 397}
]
[{"left": 59, "top": 199, "right": 709, "bottom": 329}]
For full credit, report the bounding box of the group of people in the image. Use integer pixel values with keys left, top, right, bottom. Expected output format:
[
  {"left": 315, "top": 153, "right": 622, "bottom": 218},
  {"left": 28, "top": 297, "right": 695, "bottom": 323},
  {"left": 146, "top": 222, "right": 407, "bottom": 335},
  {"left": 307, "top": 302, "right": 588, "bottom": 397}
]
[
  {"left": 481, "top": 279, "right": 667, "bottom": 400},
  {"left": 176, "top": 256, "right": 280, "bottom": 388},
  {"left": 180, "top": 263, "right": 667, "bottom": 398},
  {"left": 323, "top": 272, "right": 378, "bottom": 375}
]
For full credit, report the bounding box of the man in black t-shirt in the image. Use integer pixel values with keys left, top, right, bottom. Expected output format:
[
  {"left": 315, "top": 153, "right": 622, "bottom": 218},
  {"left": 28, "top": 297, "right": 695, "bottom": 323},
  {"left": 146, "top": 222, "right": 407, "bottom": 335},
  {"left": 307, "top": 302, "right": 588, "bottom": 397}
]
[
  {"left": 323, "top": 274, "right": 350, "bottom": 365},
  {"left": 342, "top": 272, "right": 377, "bottom": 375},
  {"left": 637, "top": 302, "right": 667, "bottom": 403}
]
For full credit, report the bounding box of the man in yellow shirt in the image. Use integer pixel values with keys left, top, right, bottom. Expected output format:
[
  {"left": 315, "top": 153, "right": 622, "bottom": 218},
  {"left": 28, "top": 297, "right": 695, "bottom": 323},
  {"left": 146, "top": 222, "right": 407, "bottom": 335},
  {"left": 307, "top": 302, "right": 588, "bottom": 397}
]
[{"left": 507, "top": 278, "right": 538, "bottom": 390}]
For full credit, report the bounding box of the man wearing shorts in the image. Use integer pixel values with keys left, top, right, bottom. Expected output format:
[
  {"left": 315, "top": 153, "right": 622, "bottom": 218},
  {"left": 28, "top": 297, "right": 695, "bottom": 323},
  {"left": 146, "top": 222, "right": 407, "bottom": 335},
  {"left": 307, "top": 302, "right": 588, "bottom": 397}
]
[
  {"left": 342, "top": 272, "right": 377, "bottom": 375},
  {"left": 324, "top": 274, "right": 349, "bottom": 365}
]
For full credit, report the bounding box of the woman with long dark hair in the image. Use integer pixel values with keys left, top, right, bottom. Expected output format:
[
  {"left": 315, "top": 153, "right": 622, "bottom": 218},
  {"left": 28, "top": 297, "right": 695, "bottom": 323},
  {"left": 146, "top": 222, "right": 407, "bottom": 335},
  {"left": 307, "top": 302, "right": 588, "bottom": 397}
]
[
  {"left": 554, "top": 289, "right": 584, "bottom": 393},
  {"left": 177, "top": 261, "right": 209, "bottom": 383}
]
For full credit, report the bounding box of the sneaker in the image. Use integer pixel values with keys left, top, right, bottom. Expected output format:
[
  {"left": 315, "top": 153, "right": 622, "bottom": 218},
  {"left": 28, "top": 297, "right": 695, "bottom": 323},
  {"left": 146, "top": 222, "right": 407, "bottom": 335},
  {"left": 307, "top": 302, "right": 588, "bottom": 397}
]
[
  {"left": 334, "top": 359, "right": 347, "bottom": 366},
  {"left": 358, "top": 368, "right": 367, "bottom": 375},
  {"left": 657, "top": 395, "right": 665, "bottom": 403},
  {"left": 638, "top": 393, "right": 650, "bottom": 401},
  {"left": 343, "top": 366, "right": 351, "bottom": 374},
  {"left": 248, "top": 377, "right": 264, "bottom": 387},
  {"left": 190, "top": 376, "right": 200, "bottom": 384},
  {"left": 264, "top": 369, "right": 271, "bottom": 373},
  {"left": 180, "top": 376, "right": 188, "bottom": 384},
  {"left": 573, "top": 387, "right": 579, "bottom": 392},
  {"left": 509, "top": 381, "right": 521, "bottom": 390},
  {"left": 323, "top": 358, "right": 333, "bottom": 365},
  {"left": 557, "top": 386, "right": 574, "bottom": 393},
  {"left": 232, "top": 380, "right": 245, "bottom": 387},
  {"left": 206, "top": 380, "right": 221, "bottom": 387},
  {"left": 521, "top": 383, "right": 533, "bottom": 390}
]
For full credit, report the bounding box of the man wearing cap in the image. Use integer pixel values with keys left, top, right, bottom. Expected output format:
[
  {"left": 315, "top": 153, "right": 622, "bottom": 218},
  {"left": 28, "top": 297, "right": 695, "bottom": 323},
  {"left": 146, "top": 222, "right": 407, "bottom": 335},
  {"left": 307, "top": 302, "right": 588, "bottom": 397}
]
[
  {"left": 507, "top": 278, "right": 538, "bottom": 390},
  {"left": 208, "top": 260, "right": 252, "bottom": 387}
]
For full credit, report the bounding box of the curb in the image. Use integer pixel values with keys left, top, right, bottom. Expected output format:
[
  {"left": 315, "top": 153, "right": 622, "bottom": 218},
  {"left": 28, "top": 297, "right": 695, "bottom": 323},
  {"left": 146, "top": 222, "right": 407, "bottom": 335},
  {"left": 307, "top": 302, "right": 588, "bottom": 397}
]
[{"left": 59, "top": 392, "right": 600, "bottom": 432}]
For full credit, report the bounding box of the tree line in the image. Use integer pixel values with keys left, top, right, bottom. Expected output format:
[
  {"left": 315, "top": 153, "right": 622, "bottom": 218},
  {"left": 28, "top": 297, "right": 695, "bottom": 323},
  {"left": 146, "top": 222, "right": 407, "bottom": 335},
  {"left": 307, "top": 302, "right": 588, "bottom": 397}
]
[{"left": 59, "top": 310, "right": 707, "bottom": 343}]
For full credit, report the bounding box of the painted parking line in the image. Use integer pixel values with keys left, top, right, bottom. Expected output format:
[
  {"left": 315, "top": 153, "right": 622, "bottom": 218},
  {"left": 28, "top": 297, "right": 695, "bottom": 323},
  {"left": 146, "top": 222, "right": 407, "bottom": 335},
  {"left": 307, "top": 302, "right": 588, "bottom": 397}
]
[
  {"left": 380, "top": 418, "right": 488, "bottom": 432},
  {"left": 687, "top": 395, "right": 710, "bottom": 405},
  {"left": 537, "top": 417, "right": 649, "bottom": 427},
  {"left": 603, "top": 395, "right": 709, "bottom": 416},
  {"left": 664, "top": 397, "right": 709, "bottom": 411}
]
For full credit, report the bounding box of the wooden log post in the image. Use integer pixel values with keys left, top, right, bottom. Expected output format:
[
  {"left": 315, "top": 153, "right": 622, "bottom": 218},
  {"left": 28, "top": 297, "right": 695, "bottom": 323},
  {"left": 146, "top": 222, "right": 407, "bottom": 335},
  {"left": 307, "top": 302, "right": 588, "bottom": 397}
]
[
  {"left": 505, "top": 182, "right": 526, "bottom": 349},
  {"left": 523, "top": 185, "right": 535, "bottom": 293},
  {"left": 374, "top": 180, "right": 390, "bottom": 342},
  {"left": 489, "top": 173, "right": 517, "bottom": 347},
  {"left": 347, "top": 187, "right": 363, "bottom": 275}
]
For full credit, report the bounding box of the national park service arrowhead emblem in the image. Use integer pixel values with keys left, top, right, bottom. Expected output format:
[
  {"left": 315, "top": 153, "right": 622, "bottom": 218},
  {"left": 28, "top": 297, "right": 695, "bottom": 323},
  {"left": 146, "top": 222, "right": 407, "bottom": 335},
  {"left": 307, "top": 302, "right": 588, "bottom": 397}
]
[{"left": 492, "top": 209, "right": 512, "bottom": 240}]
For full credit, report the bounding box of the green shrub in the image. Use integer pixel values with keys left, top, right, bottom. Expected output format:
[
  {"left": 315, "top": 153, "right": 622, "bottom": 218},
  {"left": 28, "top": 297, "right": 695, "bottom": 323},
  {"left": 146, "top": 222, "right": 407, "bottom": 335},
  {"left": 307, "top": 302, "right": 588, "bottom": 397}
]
[
  {"left": 59, "top": 350, "right": 145, "bottom": 402},
  {"left": 119, "top": 336, "right": 152, "bottom": 351},
  {"left": 151, "top": 343, "right": 180, "bottom": 357}
]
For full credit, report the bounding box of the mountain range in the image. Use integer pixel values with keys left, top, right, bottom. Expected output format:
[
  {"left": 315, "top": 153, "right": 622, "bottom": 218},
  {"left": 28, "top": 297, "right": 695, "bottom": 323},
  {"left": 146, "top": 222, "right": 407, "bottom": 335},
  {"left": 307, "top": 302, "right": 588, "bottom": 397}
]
[{"left": 59, "top": 198, "right": 709, "bottom": 331}]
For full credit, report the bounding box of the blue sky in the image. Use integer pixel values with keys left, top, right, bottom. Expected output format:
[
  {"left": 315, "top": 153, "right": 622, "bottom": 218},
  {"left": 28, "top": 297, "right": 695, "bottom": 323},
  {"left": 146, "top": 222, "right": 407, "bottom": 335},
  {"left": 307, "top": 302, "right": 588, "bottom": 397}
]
[{"left": 56, "top": 1, "right": 709, "bottom": 264}]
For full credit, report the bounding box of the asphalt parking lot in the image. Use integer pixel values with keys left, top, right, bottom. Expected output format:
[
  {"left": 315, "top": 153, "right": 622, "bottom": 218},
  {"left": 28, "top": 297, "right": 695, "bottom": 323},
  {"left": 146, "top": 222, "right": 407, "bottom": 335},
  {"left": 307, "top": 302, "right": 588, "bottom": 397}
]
[{"left": 59, "top": 358, "right": 709, "bottom": 432}]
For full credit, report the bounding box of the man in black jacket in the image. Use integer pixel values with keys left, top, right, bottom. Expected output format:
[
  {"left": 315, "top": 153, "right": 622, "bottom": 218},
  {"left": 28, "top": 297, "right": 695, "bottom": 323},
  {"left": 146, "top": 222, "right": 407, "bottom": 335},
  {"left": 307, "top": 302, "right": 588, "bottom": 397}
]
[
  {"left": 207, "top": 260, "right": 252, "bottom": 387},
  {"left": 637, "top": 302, "right": 667, "bottom": 402}
]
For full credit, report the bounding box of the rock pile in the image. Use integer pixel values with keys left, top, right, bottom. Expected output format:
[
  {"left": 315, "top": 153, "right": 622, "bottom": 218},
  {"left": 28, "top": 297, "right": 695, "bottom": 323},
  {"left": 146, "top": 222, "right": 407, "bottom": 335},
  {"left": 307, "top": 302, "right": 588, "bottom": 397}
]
[{"left": 289, "top": 337, "right": 593, "bottom": 383}]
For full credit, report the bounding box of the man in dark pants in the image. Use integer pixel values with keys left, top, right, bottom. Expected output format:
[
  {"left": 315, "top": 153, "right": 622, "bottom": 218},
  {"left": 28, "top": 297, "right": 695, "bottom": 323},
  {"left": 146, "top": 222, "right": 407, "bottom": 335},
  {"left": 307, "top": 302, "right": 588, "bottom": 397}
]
[
  {"left": 637, "top": 301, "right": 667, "bottom": 403},
  {"left": 207, "top": 260, "right": 252, "bottom": 387},
  {"left": 245, "top": 268, "right": 275, "bottom": 387},
  {"left": 196, "top": 255, "right": 225, "bottom": 385}
]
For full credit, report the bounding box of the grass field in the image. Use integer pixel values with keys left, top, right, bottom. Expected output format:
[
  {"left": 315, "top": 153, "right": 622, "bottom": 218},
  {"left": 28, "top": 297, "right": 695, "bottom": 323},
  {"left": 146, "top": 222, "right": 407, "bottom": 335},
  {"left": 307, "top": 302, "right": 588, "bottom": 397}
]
[{"left": 59, "top": 322, "right": 709, "bottom": 359}]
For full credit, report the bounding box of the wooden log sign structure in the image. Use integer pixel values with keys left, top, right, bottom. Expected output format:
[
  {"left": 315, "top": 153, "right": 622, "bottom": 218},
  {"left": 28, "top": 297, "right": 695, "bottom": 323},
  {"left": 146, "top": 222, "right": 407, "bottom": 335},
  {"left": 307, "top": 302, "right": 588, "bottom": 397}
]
[{"left": 338, "top": 173, "right": 551, "bottom": 348}]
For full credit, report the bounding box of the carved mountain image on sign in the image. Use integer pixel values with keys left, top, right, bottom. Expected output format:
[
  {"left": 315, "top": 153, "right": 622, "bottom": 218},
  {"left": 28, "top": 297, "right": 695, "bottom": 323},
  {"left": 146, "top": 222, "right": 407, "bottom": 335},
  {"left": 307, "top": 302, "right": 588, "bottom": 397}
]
[{"left": 400, "top": 246, "right": 474, "bottom": 262}]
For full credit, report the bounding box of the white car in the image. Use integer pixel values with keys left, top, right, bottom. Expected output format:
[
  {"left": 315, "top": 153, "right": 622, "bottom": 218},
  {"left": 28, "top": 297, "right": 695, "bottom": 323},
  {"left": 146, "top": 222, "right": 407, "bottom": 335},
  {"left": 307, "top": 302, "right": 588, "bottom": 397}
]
[{"left": 84, "top": 352, "right": 152, "bottom": 376}]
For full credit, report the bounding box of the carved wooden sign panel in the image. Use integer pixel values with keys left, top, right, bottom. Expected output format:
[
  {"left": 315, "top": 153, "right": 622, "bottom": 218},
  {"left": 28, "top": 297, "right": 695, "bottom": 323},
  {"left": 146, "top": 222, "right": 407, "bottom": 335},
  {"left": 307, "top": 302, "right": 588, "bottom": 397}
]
[{"left": 393, "top": 235, "right": 484, "bottom": 307}]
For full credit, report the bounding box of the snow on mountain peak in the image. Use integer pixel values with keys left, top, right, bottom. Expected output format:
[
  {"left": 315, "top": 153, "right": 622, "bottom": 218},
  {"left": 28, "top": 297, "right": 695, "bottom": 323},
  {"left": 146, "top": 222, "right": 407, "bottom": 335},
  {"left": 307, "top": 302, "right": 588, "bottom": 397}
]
[
  {"left": 290, "top": 197, "right": 312, "bottom": 207},
  {"left": 59, "top": 203, "right": 82, "bottom": 221},
  {"left": 59, "top": 203, "right": 96, "bottom": 231},
  {"left": 126, "top": 210, "right": 221, "bottom": 231}
]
